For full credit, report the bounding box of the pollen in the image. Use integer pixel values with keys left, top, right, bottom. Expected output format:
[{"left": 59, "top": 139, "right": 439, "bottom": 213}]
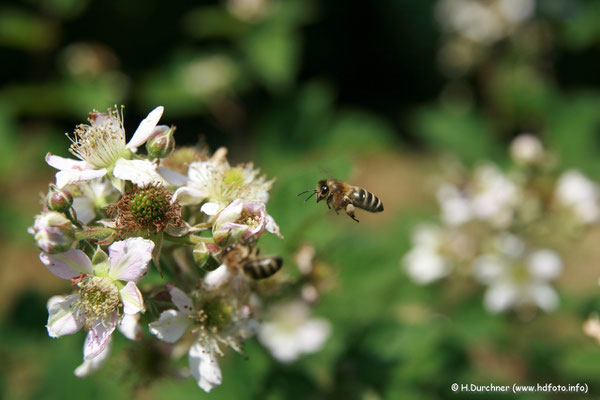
[
  {"left": 195, "top": 298, "right": 234, "bottom": 331},
  {"left": 238, "top": 210, "right": 260, "bottom": 228},
  {"left": 75, "top": 276, "right": 120, "bottom": 327},
  {"left": 109, "top": 183, "right": 182, "bottom": 236},
  {"left": 224, "top": 168, "right": 245, "bottom": 188},
  {"left": 67, "top": 106, "right": 128, "bottom": 169}
]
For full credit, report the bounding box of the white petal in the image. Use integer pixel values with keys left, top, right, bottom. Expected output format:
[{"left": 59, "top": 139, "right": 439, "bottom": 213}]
[
  {"left": 203, "top": 265, "right": 230, "bottom": 290},
  {"left": 201, "top": 202, "right": 220, "bottom": 216},
  {"left": 108, "top": 238, "right": 154, "bottom": 282},
  {"left": 72, "top": 197, "right": 96, "bottom": 224},
  {"left": 402, "top": 248, "right": 450, "bottom": 284},
  {"left": 84, "top": 314, "right": 117, "bottom": 360},
  {"left": 113, "top": 158, "right": 162, "bottom": 186},
  {"left": 259, "top": 329, "right": 296, "bottom": 361},
  {"left": 173, "top": 187, "right": 207, "bottom": 206},
  {"left": 527, "top": 250, "right": 562, "bottom": 280},
  {"left": 158, "top": 166, "right": 188, "bottom": 187},
  {"left": 168, "top": 286, "right": 194, "bottom": 313},
  {"left": 40, "top": 249, "right": 93, "bottom": 280},
  {"left": 55, "top": 168, "right": 107, "bottom": 188},
  {"left": 148, "top": 309, "right": 191, "bottom": 343},
  {"left": 483, "top": 283, "right": 518, "bottom": 313},
  {"left": 45, "top": 153, "right": 87, "bottom": 170},
  {"left": 119, "top": 282, "right": 144, "bottom": 315},
  {"left": 528, "top": 283, "right": 559, "bottom": 311},
  {"left": 189, "top": 341, "right": 222, "bottom": 392},
  {"left": 46, "top": 294, "right": 83, "bottom": 337},
  {"left": 297, "top": 319, "right": 331, "bottom": 354},
  {"left": 75, "top": 336, "right": 111, "bottom": 377},
  {"left": 127, "top": 106, "right": 164, "bottom": 150},
  {"left": 118, "top": 313, "right": 142, "bottom": 340}
]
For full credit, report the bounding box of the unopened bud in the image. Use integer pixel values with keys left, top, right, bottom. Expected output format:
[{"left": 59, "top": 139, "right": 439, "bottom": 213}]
[
  {"left": 146, "top": 125, "right": 176, "bottom": 159},
  {"left": 510, "top": 134, "right": 543, "bottom": 166},
  {"left": 193, "top": 242, "right": 220, "bottom": 271},
  {"left": 46, "top": 185, "right": 73, "bottom": 213},
  {"left": 29, "top": 212, "right": 75, "bottom": 253}
]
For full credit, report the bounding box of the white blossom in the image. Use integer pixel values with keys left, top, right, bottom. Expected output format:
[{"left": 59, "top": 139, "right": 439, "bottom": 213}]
[
  {"left": 258, "top": 301, "right": 331, "bottom": 363},
  {"left": 402, "top": 224, "right": 453, "bottom": 284},
  {"left": 555, "top": 170, "right": 600, "bottom": 225},
  {"left": 43, "top": 238, "right": 153, "bottom": 360},
  {"left": 149, "top": 285, "right": 257, "bottom": 392},
  {"left": 212, "top": 199, "right": 281, "bottom": 245},
  {"left": 474, "top": 234, "right": 562, "bottom": 313},
  {"left": 46, "top": 106, "right": 165, "bottom": 188},
  {"left": 174, "top": 148, "right": 273, "bottom": 216}
]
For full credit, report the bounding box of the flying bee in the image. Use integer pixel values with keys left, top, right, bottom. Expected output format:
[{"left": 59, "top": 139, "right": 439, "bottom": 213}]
[
  {"left": 221, "top": 242, "right": 283, "bottom": 280},
  {"left": 298, "top": 179, "right": 384, "bottom": 222}
]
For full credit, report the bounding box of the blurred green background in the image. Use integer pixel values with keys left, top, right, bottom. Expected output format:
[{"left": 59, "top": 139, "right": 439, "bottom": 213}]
[{"left": 3, "top": 0, "right": 600, "bottom": 399}]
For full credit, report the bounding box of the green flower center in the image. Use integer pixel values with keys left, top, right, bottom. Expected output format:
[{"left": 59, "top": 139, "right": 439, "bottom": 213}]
[
  {"left": 130, "top": 187, "right": 169, "bottom": 224},
  {"left": 76, "top": 277, "right": 119, "bottom": 325},
  {"left": 224, "top": 168, "right": 244, "bottom": 188},
  {"left": 201, "top": 299, "right": 233, "bottom": 330}
]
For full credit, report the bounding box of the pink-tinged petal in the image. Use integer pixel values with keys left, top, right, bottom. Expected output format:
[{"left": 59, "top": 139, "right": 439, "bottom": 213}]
[
  {"left": 189, "top": 341, "right": 222, "bottom": 392},
  {"left": 168, "top": 285, "right": 194, "bottom": 313},
  {"left": 113, "top": 158, "right": 161, "bottom": 186},
  {"left": 45, "top": 153, "right": 87, "bottom": 170},
  {"left": 118, "top": 314, "right": 142, "bottom": 341},
  {"left": 148, "top": 309, "right": 191, "bottom": 343},
  {"left": 40, "top": 249, "right": 93, "bottom": 280},
  {"left": 127, "top": 106, "right": 164, "bottom": 150},
  {"left": 55, "top": 168, "right": 107, "bottom": 188},
  {"left": 173, "top": 187, "right": 208, "bottom": 206},
  {"left": 158, "top": 166, "right": 187, "bottom": 186},
  {"left": 200, "top": 202, "right": 220, "bottom": 216},
  {"left": 119, "top": 282, "right": 144, "bottom": 315},
  {"left": 266, "top": 215, "right": 283, "bottom": 238},
  {"left": 108, "top": 238, "right": 154, "bottom": 282},
  {"left": 84, "top": 314, "right": 117, "bottom": 360},
  {"left": 74, "top": 336, "right": 111, "bottom": 377},
  {"left": 47, "top": 294, "right": 83, "bottom": 337}
]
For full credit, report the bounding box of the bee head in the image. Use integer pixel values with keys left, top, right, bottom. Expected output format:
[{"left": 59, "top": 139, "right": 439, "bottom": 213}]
[{"left": 316, "top": 180, "right": 329, "bottom": 203}]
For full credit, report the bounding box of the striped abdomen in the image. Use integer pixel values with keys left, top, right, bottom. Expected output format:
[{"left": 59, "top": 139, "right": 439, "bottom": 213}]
[
  {"left": 243, "top": 257, "right": 283, "bottom": 279},
  {"left": 351, "top": 187, "right": 384, "bottom": 212}
]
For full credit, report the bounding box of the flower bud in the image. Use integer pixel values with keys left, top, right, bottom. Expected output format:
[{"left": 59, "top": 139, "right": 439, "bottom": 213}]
[
  {"left": 29, "top": 212, "right": 75, "bottom": 253},
  {"left": 46, "top": 185, "right": 73, "bottom": 213},
  {"left": 146, "top": 125, "right": 176, "bottom": 159},
  {"left": 193, "top": 242, "right": 220, "bottom": 271},
  {"left": 510, "top": 134, "right": 543, "bottom": 166}
]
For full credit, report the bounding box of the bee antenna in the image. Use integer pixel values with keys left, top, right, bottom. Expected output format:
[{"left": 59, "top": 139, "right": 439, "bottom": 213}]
[
  {"left": 303, "top": 191, "right": 316, "bottom": 203},
  {"left": 297, "top": 189, "right": 315, "bottom": 197}
]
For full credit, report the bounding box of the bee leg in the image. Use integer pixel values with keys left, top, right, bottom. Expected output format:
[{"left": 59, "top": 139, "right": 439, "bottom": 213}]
[{"left": 345, "top": 203, "right": 359, "bottom": 222}]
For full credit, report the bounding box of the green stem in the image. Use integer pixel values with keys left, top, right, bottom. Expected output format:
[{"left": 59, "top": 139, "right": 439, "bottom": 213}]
[
  {"left": 163, "top": 233, "right": 196, "bottom": 246},
  {"left": 75, "top": 227, "right": 115, "bottom": 241}
]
